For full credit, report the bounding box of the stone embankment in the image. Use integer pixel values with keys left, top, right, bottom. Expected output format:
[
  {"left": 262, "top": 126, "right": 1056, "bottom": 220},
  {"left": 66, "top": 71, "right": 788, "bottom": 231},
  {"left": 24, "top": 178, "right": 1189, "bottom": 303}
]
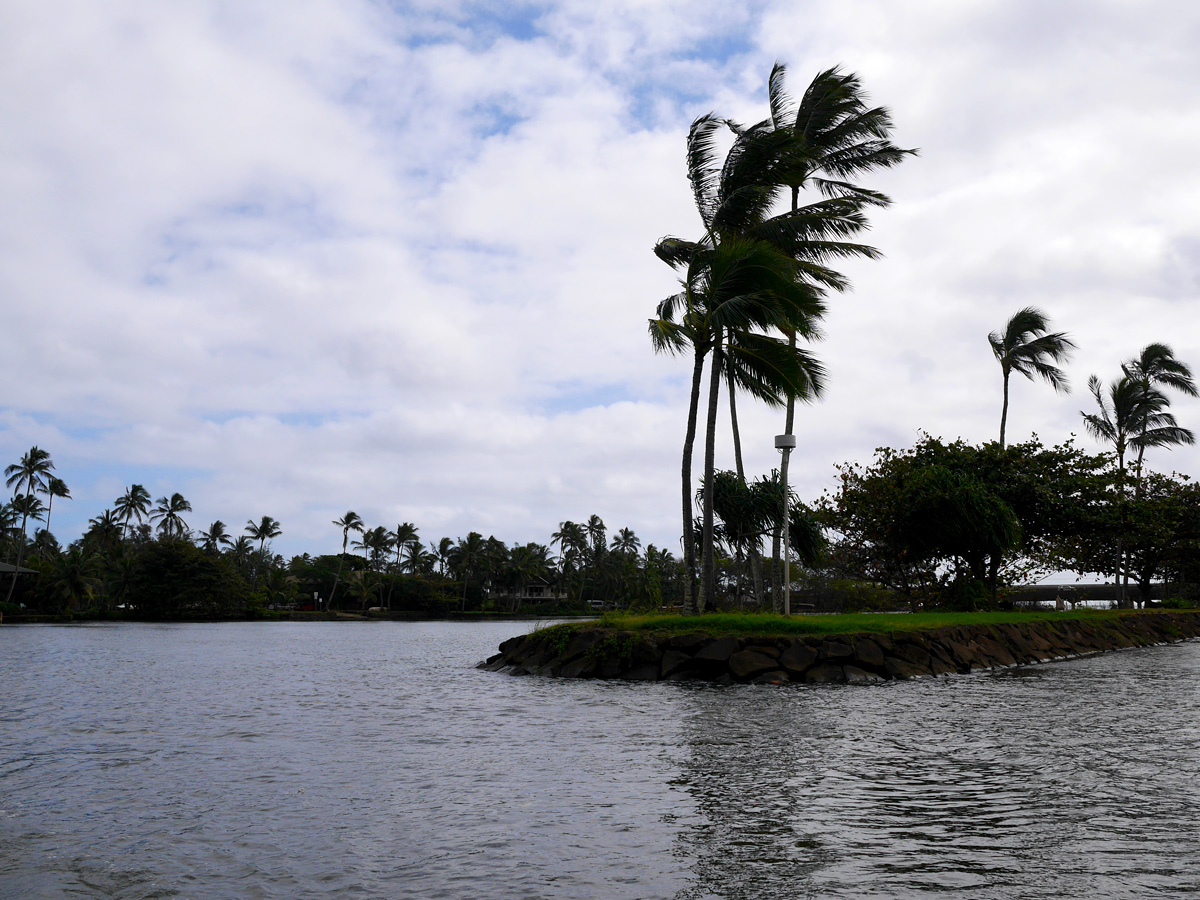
[{"left": 479, "top": 612, "right": 1200, "bottom": 684}]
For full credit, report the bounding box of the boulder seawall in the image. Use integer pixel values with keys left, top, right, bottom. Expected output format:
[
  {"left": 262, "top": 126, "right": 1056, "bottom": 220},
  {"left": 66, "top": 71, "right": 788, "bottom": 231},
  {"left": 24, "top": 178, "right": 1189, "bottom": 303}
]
[{"left": 478, "top": 611, "right": 1200, "bottom": 684}]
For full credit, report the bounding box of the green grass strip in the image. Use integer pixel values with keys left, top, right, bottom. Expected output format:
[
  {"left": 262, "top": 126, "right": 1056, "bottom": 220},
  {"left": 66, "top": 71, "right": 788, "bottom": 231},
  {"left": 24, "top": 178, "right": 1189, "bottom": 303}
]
[{"left": 533, "top": 608, "right": 1147, "bottom": 641}]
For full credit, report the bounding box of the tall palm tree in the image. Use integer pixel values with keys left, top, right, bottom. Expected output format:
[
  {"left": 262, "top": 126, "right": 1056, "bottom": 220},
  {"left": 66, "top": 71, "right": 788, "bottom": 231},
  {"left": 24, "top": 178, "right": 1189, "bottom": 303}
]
[
  {"left": 432, "top": 536, "right": 454, "bottom": 577},
  {"left": 1123, "top": 343, "right": 1197, "bottom": 485},
  {"left": 199, "top": 520, "right": 233, "bottom": 554},
  {"left": 329, "top": 510, "right": 363, "bottom": 609},
  {"left": 114, "top": 484, "right": 151, "bottom": 540},
  {"left": 385, "top": 522, "right": 419, "bottom": 609},
  {"left": 43, "top": 476, "right": 70, "bottom": 538},
  {"left": 449, "top": 531, "right": 486, "bottom": 611},
  {"left": 989, "top": 307, "right": 1076, "bottom": 448},
  {"left": 4, "top": 446, "right": 55, "bottom": 604},
  {"left": 150, "top": 493, "right": 192, "bottom": 539},
  {"left": 1082, "top": 373, "right": 1193, "bottom": 606},
  {"left": 246, "top": 516, "right": 282, "bottom": 555}
]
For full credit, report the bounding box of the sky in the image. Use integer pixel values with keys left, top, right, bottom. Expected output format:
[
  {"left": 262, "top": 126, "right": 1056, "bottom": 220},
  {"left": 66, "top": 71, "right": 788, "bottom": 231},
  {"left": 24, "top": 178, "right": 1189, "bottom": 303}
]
[{"left": 2, "top": 0, "right": 1199, "bottom": 563}]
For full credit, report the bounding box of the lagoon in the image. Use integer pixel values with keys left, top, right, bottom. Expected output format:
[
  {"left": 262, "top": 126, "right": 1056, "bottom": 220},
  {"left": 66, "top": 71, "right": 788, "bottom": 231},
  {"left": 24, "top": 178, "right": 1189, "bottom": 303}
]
[{"left": 2, "top": 621, "right": 1199, "bottom": 899}]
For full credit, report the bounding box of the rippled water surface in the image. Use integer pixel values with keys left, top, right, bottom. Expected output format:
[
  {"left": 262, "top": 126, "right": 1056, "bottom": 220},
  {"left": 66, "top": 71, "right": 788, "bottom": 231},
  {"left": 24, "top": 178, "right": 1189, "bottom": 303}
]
[{"left": 2, "top": 622, "right": 1199, "bottom": 899}]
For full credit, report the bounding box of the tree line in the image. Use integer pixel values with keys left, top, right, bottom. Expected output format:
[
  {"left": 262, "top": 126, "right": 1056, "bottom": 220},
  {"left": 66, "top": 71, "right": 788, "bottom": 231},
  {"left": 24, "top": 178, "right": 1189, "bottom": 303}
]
[{"left": 0, "top": 448, "right": 685, "bottom": 618}]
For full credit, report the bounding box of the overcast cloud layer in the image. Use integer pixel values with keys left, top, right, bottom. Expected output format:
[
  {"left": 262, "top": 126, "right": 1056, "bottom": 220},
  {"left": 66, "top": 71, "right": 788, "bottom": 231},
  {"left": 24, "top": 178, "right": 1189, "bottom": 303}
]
[{"left": 3, "top": 0, "right": 1199, "bottom": 561}]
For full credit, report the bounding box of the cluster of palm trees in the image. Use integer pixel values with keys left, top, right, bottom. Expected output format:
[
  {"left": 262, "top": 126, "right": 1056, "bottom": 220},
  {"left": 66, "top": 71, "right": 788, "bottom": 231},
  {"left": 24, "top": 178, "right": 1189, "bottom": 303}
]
[{"left": 651, "top": 62, "right": 914, "bottom": 612}]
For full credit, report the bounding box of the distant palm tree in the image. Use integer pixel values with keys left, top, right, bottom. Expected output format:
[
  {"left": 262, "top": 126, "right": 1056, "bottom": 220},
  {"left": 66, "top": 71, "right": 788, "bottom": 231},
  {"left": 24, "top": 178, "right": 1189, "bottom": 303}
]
[
  {"left": 1123, "top": 343, "right": 1197, "bottom": 485},
  {"left": 383, "top": 523, "right": 419, "bottom": 610},
  {"left": 989, "top": 307, "right": 1075, "bottom": 448},
  {"left": 329, "top": 510, "right": 363, "bottom": 609},
  {"left": 200, "top": 520, "right": 233, "bottom": 554},
  {"left": 432, "top": 536, "right": 454, "bottom": 577},
  {"left": 245, "top": 516, "right": 282, "bottom": 555},
  {"left": 150, "top": 493, "right": 192, "bottom": 539},
  {"left": 114, "top": 484, "right": 151, "bottom": 539},
  {"left": 4, "top": 446, "right": 55, "bottom": 604},
  {"left": 449, "top": 531, "right": 486, "bottom": 611},
  {"left": 85, "top": 510, "right": 123, "bottom": 554},
  {"left": 1083, "top": 373, "right": 1194, "bottom": 606},
  {"left": 43, "top": 476, "right": 70, "bottom": 538}
]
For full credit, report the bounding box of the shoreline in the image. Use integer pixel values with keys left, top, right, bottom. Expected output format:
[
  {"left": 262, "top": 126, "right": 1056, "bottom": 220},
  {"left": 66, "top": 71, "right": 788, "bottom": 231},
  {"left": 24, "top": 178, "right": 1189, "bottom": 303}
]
[{"left": 481, "top": 610, "right": 1200, "bottom": 684}]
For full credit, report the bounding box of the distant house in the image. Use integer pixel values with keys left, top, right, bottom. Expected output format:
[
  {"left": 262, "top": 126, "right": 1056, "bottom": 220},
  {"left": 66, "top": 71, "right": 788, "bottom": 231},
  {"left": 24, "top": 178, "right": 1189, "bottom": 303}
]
[
  {"left": 0, "top": 562, "right": 37, "bottom": 576},
  {"left": 486, "top": 577, "right": 567, "bottom": 604}
]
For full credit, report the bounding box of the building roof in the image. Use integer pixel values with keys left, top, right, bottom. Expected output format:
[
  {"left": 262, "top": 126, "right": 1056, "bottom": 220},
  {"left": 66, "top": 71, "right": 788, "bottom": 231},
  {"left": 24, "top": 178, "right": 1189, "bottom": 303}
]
[{"left": 0, "top": 562, "right": 37, "bottom": 574}]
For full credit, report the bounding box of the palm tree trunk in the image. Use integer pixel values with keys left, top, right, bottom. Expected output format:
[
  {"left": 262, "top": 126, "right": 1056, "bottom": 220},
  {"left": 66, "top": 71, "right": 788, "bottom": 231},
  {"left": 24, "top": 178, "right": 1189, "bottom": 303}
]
[
  {"left": 727, "top": 377, "right": 765, "bottom": 607},
  {"left": 4, "top": 512, "right": 29, "bottom": 605},
  {"left": 999, "top": 370, "right": 1010, "bottom": 449},
  {"left": 329, "top": 536, "right": 347, "bottom": 610},
  {"left": 386, "top": 546, "right": 402, "bottom": 611},
  {"left": 772, "top": 333, "right": 798, "bottom": 611},
  {"left": 681, "top": 345, "right": 706, "bottom": 613},
  {"left": 45, "top": 495, "right": 54, "bottom": 538},
  {"left": 701, "top": 333, "right": 724, "bottom": 609}
]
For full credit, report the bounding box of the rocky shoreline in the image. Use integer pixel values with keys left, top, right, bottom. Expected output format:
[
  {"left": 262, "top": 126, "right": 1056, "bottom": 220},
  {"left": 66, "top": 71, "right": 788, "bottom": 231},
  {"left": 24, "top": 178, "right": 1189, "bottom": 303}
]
[{"left": 479, "top": 611, "right": 1200, "bottom": 684}]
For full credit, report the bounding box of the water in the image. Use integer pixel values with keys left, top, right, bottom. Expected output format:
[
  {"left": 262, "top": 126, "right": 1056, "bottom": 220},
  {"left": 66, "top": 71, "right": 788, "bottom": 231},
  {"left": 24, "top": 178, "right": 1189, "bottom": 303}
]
[{"left": 1, "top": 622, "right": 1198, "bottom": 899}]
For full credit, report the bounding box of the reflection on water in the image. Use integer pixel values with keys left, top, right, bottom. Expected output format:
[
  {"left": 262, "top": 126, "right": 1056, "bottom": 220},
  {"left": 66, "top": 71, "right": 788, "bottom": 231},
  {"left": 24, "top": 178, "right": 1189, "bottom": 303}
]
[{"left": 1, "top": 623, "right": 1199, "bottom": 899}]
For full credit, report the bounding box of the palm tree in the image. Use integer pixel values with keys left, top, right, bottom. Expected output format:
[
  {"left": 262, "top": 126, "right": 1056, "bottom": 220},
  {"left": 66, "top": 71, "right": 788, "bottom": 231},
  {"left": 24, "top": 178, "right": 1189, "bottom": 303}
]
[
  {"left": 1123, "top": 343, "right": 1197, "bottom": 485},
  {"left": 150, "top": 493, "right": 192, "bottom": 539},
  {"left": 246, "top": 516, "right": 282, "bottom": 555},
  {"left": 43, "top": 476, "right": 70, "bottom": 538},
  {"left": 385, "top": 522, "right": 419, "bottom": 610},
  {"left": 199, "top": 520, "right": 233, "bottom": 555},
  {"left": 4, "top": 446, "right": 55, "bottom": 604},
  {"left": 114, "top": 484, "right": 151, "bottom": 539},
  {"left": 432, "top": 536, "right": 454, "bottom": 577},
  {"left": 85, "top": 509, "right": 123, "bottom": 555},
  {"left": 989, "top": 307, "right": 1076, "bottom": 448},
  {"left": 329, "top": 510, "right": 363, "bottom": 609},
  {"left": 449, "top": 531, "right": 486, "bottom": 611},
  {"left": 763, "top": 64, "right": 915, "bottom": 609},
  {"left": 1082, "top": 373, "right": 1193, "bottom": 605}
]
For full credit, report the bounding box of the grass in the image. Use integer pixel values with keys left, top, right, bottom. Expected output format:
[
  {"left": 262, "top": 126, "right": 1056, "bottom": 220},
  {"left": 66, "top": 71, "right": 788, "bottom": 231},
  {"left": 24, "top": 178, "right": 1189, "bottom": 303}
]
[{"left": 531, "top": 608, "right": 1147, "bottom": 641}]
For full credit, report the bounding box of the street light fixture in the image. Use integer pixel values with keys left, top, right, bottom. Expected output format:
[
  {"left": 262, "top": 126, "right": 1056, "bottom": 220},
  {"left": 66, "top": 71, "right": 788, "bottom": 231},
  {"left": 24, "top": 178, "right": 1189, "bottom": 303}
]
[{"left": 775, "top": 433, "right": 796, "bottom": 616}]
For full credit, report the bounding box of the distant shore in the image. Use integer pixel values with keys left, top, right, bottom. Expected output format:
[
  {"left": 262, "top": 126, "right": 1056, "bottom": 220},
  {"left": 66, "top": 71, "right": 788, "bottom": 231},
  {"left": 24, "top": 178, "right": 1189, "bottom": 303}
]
[{"left": 0, "top": 610, "right": 599, "bottom": 625}]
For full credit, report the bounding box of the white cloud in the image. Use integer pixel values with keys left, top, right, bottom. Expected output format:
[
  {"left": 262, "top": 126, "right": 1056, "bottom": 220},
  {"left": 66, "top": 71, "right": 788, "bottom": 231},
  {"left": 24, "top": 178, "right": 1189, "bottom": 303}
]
[{"left": 2, "top": 0, "right": 1199, "bottom": 563}]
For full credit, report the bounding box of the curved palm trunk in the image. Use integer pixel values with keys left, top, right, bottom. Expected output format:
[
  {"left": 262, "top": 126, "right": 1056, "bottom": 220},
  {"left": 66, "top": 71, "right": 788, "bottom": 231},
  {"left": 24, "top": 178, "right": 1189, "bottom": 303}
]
[
  {"left": 4, "top": 511, "right": 30, "bottom": 605},
  {"left": 45, "top": 495, "right": 55, "bottom": 539},
  {"left": 999, "top": 369, "right": 1010, "bottom": 449},
  {"left": 386, "top": 545, "right": 403, "bottom": 611},
  {"left": 727, "top": 377, "right": 765, "bottom": 608},
  {"left": 701, "top": 334, "right": 724, "bottom": 609},
  {"left": 681, "top": 345, "right": 706, "bottom": 613}
]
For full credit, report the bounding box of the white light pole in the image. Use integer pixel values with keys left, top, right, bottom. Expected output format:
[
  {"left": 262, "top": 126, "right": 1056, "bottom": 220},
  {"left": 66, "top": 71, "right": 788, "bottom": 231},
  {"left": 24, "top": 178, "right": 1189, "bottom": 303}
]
[{"left": 775, "top": 433, "right": 796, "bottom": 616}]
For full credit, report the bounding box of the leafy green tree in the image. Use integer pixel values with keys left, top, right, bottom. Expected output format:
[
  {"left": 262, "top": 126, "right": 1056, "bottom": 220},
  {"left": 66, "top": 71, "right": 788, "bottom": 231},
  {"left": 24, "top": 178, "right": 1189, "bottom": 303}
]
[{"left": 989, "top": 307, "right": 1075, "bottom": 448}]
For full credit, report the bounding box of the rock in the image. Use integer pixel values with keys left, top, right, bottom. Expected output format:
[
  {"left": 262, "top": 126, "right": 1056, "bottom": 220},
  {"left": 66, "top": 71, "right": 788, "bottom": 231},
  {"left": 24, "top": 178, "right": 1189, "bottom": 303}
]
[
  {"left": 622, "top": 663, "right": 660, "bottom": 681},
  {"left": 884, "top": 657, "right": 931, "bottom": 679},
  {"left": 805, "top": 663, "right": 847, "bottom": 684},
  {"left": 779, "top": 639, "right": 819, "bottom": 674},
  {"left": 660, "top": 650, "right": 695, "bottom": 678},
  {"left": 630, "top": 639, "right": 663, "bottom": 666},
  {"left": 820, "top": 640, "right": 854, "bottom": 661},
  {"left": 891, "top": 641, "right": 932, "bottom": 668},
  {"left": 694, "top": 636, "right": 739, "bottom": 662},
  {"left": 559, "top": 656, "right": 598, "bottom": 678},
  {"left": 498, "top": 635, "right": 525, "bottom": 654},
  {"left": 739, "top": 641, "right": 781, "bottom": 658},
  {"left": 560, "top": 630, "right": 607, "bottom": 664},
  {"left": 597, "top": 656, "right": 623, "bottom": 679},
  {"left": 752, "top": 670, "right": 789, "bottom": 684},
  {"left": 852, "top": 638, "right": 886, "bottom": 670},
  {"left": 728, "top": 649, "right": 780, "bottom": 680},
  {"left": 844, "top": 665, "right": 882, "bottom": 685},
  {"left": 667, "top": 632, "right": 712, "bottom": 653}
]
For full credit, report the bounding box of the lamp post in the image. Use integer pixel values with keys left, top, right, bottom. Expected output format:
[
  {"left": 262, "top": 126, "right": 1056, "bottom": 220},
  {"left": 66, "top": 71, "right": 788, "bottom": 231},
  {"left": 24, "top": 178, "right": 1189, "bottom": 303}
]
[{"left": 775, "top": 433, "right": 796, "bottom": 615}]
